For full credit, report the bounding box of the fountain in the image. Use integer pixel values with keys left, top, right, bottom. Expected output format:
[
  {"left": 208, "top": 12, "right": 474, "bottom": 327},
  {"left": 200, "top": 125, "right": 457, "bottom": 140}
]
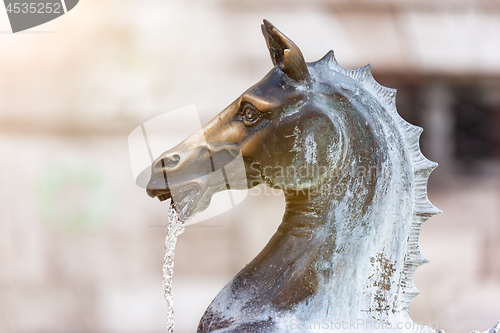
[{"left": 145, "top": 19, "right": 499, "bottom": 333}]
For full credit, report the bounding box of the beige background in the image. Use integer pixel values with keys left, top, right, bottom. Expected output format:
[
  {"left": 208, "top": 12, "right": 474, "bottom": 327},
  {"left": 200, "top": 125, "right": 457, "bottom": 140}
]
[{"left": 0, "top": 1, "right": 499, "bottom": 332}]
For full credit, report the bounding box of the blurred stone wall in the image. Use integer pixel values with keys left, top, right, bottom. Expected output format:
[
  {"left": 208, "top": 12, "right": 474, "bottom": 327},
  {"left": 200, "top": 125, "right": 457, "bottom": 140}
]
[{"left": 1, "top": 1, "right": 499, "bottom": 332}]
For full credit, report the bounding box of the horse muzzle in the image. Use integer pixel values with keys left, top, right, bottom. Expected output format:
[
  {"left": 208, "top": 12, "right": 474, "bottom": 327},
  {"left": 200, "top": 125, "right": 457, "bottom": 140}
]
[{"left": 146, "top": 142, "right": 242, "bottom": 208}]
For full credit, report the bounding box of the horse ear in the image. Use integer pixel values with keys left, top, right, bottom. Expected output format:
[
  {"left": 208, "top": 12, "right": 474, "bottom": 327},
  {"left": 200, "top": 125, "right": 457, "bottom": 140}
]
[{"left": 261, "top": 19, "right": 311, "bottom": 85}]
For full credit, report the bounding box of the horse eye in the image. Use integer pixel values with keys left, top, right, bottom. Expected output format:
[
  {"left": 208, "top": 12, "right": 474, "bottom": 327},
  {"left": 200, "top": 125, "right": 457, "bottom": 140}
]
[{"left": 243, "top": 106, "right": 259, "bottom": 125}]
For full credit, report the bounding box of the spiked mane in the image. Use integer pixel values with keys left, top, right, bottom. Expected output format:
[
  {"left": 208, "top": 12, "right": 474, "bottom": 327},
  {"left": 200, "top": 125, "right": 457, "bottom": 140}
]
[{"left": 312, "top": 50, "right": 441, "bottom": 317}]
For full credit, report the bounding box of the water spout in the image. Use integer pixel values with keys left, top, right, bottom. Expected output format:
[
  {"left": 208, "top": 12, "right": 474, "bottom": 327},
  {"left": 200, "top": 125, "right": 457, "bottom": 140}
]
[{"left": 163, "top": 202, "right": 185, "bottom": 332}]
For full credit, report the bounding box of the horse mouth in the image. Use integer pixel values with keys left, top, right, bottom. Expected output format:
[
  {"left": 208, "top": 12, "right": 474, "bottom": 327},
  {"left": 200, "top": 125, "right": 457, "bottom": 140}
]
[
  {"left": 157, "top": 193, "right": 171, "bottom": 202},
  {"left": 147, "top": 179, "right": 204, "bottom": 219},
  {"left": 146, "top": 179, "right": 171, "bottom": 201}
]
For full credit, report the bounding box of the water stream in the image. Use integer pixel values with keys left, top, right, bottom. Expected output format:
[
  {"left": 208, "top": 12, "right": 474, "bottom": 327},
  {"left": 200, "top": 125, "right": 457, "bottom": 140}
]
[{"left": 163, "top": 202, "right": 185, "bottom": 332}]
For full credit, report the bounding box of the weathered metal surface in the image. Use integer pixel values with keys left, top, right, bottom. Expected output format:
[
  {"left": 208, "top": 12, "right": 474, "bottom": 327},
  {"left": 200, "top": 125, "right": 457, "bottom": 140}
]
[{"left": 147, "top": 20, "right": 443, "bottom": 332}]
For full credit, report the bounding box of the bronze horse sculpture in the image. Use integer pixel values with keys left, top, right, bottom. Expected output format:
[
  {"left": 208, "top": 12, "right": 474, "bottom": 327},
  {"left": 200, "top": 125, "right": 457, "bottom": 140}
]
[{"left": 147, "top": 20, "right": 440, "bottom": 332}]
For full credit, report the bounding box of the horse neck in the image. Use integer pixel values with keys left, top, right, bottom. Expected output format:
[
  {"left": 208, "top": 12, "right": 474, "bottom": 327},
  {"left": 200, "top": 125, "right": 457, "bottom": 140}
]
[
  {"left": 280, "top": 190, "right": 335, "bottom": 236},
  {"left": 248, "top": 132, "right": 412, "bottom": 320},
  {"left": 228, "top": 189, "right": 338, "bottom": 310}
]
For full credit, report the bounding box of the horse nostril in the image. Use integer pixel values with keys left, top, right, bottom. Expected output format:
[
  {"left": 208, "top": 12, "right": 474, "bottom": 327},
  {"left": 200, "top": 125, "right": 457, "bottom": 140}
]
[{"left": 160, "top": 154, "right": 180, "bottom": 169}]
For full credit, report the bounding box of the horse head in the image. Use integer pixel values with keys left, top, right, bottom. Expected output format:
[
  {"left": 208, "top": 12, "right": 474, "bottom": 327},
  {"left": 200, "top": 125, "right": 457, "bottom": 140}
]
[
  {"left": 147, "top": 20, "right": 440, "bottom": 333},
  {"left": 147, "top": 20, "right": 342, "bottom": 220}
]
